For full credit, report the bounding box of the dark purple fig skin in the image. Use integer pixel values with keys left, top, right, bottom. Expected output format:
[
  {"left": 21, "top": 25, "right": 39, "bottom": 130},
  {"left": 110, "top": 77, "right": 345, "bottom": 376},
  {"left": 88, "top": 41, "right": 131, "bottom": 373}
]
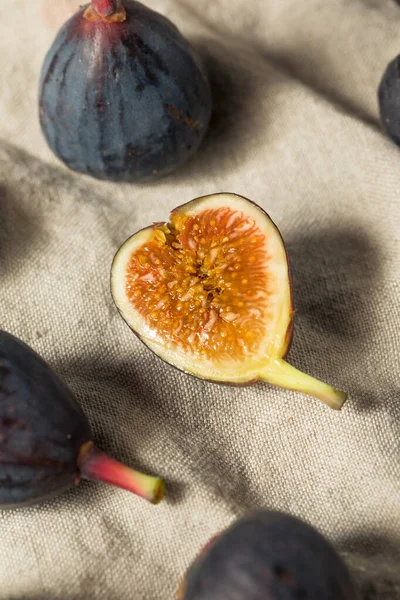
[
  {"left": 0, "top": 330, "right": 91, "bottom": 508},
  {"left": 39, "top": 1, "right": 212, "bottom": 183},
  {"left": 182, "top": 510, "right": 356, "bottom": 600},
  {"left": 378, "top": 55, "right": 400, "bottom": 147}
]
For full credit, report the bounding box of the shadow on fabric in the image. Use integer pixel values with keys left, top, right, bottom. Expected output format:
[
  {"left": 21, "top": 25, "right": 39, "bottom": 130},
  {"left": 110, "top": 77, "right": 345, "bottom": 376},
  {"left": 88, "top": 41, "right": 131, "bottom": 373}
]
[
  {"left": 0, "top": 183, "right": 40, "bottom": 280},
  {"left": 338, "top": 530, "right": 400, "bottom": 600},
  {"left": 285, "top": 227, "right": 383, "bottom": 414},
  {"left": 141, "top": 37, "right": 266, "bottom": 185}
]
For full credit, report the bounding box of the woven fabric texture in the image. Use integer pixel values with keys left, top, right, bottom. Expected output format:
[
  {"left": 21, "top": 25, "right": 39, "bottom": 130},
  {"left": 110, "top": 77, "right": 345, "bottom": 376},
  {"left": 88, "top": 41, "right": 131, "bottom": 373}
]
[{"left": 0, "top": 0, "right": 399, "bottom": 598}]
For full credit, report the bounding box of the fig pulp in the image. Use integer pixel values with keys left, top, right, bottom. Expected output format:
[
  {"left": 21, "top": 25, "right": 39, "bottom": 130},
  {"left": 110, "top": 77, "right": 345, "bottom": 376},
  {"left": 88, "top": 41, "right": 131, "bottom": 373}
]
[
  {"left": 178, "top": 510, "right": 356, "bottom": 599},
  {"left": 0, "top": 330, "right": 164, "bottom": 508},
  {"left": 111, "top": 193, "right": 348, "bottom": 410},
  {"left": 39, "top": 0, "right": 212, "bottom": 182}
]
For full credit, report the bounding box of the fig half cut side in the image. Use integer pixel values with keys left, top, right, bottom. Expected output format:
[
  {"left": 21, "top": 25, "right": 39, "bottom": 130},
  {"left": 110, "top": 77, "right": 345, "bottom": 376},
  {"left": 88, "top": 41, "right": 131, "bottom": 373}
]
[{"left": 111, "top": 193, "right": 347, "bottom": 410}]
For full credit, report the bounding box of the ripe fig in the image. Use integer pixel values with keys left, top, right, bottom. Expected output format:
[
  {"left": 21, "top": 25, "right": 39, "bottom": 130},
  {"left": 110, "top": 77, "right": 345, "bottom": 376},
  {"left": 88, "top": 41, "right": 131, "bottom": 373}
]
[
  {"left": 39, "top": 0, "right": 212, "bottom": 182},
  {"left": 0, "top": 330, "right": 164, "bottom": 508},
  {"left": 111, "top": 193, "right": 348, "bottom": 410},
  {"left": 178, "top": 510, "right": 357, "bottom": 600},
  {"left": 378, "top": 54, "right": 400, "bottom": 146}
]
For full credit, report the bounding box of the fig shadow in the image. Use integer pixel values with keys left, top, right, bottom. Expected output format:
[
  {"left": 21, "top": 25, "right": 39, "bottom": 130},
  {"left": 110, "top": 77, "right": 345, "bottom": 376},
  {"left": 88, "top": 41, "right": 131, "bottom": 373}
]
[
  {"left": 163, "top": 478, "right": 187, "bottom": 506},
  {"left": 337, "top": 530, "right": 400, "bottom": 600},
  {"left": 260, "top": 47, "right": 381, "bottom": 131},
  {"left": 285, "top": 227, "right": 383, "bottom": 414},
  {"left": 0, "top": 140, "right": 123, "bottom": 219},
  {"left": 146, "top": 37, "right": 261, "bottom": 184},
  {"left": 0, "top": 183, "right": 39, "bottom": 279},
  {"left": 338, "top": 530, "right": 400, "bottom": 560},
  {"left": 286, "top": 228, "right": 381, "bottom": 341}
]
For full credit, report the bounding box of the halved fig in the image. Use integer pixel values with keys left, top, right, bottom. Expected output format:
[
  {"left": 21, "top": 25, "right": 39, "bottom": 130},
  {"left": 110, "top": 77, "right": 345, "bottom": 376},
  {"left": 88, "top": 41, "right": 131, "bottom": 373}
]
[{"left": 111, "top": 193, "right": 347, "bottom": 410}]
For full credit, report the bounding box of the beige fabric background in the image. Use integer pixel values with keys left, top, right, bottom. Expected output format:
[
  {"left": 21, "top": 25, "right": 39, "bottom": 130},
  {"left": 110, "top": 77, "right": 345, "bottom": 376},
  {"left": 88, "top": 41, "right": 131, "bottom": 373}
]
[{"left": 0, "top": 0, "right": 399, "bottom": 598}]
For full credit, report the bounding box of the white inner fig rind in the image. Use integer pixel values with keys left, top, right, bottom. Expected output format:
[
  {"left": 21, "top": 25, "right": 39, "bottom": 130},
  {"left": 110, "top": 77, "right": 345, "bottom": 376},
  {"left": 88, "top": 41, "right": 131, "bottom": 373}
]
[{"left": 111, "top": 193, "right": 347, "bottom": 410}]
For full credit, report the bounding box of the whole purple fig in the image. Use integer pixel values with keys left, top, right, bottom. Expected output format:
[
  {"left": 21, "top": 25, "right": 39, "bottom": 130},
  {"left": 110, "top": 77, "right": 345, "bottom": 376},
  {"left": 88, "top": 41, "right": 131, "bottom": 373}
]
[
  {"left": 179, "top": 510, "right": 357, "bottom": 600},
  {"left": 0, "top": 330, "right": 164, "bottom": 508},
  {"left": 39, "top": 0, "right": 212, "bottom": 183}
]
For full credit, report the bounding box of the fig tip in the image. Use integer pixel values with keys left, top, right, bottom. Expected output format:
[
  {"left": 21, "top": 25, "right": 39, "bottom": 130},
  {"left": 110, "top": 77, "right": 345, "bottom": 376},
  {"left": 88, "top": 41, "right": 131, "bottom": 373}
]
[
  {"left": 330, "top": 389, "right": 348, "bottom": 411},
  {"left": 151, "top": 478, "right": 166, "bottom": 505}
]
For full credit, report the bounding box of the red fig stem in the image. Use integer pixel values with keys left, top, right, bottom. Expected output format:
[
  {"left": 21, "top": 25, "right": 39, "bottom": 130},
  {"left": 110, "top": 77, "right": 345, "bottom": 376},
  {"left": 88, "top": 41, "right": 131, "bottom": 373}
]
[
  {"left": 84, "top": 0, "right": 126, "bottom": 23},
  {"left": 77, "top": 443, "right": 165, "bottom": 504},
  {"left": 92, "top": 0, "right": 118, "bottom": 17}
]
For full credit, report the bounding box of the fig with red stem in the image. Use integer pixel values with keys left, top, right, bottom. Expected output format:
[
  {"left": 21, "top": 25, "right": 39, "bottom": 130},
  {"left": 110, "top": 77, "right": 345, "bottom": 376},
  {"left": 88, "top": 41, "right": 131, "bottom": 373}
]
[
  {"left": 0, "top": 330, "right": 164, "bottom": 508},
  {"left": 39, "top": 0, "right": 212, "bottom": 182}
]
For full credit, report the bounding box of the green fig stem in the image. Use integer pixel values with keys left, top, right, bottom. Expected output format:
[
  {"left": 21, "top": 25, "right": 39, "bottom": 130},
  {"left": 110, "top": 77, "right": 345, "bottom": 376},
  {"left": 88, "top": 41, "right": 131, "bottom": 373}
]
[
  {"left": 260, "top": 359, "right": 347, "bottom": 410},
  {"left": 84, "top": 0, "right": 126, "bottom": 23},
  {"left": 77, "top": 442, "right": 165, "bottom": 504}
]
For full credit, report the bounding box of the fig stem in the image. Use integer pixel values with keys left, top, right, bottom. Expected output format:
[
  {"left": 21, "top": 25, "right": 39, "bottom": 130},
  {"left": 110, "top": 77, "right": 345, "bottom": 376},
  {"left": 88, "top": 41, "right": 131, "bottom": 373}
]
[
  {"left": 91, "top": 0, "right": 118, "bottom": 17},
  {"left": 78, "top": 443, "right": 165, "bottom": 504},
  {"left": 260, "top": 359, "right": 347, "bottom": 410},
  {"left": 84, "top": 0, "right": 126, "bottom": 23}
]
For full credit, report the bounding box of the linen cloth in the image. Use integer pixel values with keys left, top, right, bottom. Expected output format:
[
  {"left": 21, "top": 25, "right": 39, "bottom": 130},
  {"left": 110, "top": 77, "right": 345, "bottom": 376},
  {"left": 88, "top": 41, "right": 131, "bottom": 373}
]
[{"left": 0, "top": 0, "right": 399, "bottom": 598}]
